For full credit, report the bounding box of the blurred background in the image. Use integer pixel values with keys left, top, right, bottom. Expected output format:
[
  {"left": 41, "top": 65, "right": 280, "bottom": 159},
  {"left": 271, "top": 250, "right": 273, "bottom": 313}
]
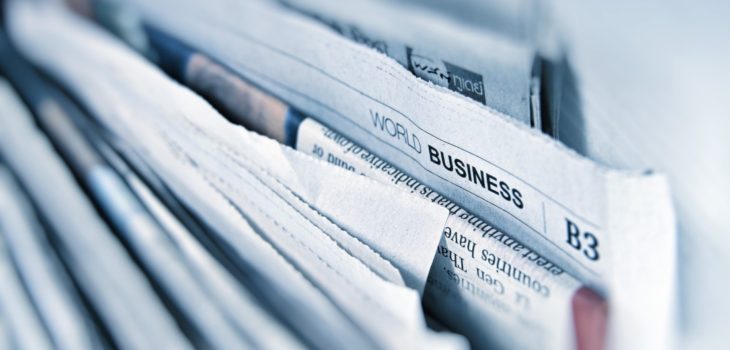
[
  {"left": 2, "top": 0, "right": 729, "bottom": 348},
  {"left": 537, "top": 0, "right": 728, "bottom": 346},
  {"left": 545, "top": 1, "right": 729, "bottom": 346}
]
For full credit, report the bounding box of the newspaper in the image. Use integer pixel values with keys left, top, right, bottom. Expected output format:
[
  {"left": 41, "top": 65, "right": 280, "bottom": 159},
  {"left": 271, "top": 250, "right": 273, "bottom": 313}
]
[
  {"left": 0, "top": 168, "right": 56, "bottom": 350},
  {"left": 124, "top": 0, "right": 678, "bottom": 348},
  {"left": 88, "top": 15, "right": 607, "bottom": 347},
  {"left": 0, "top": 307, "right": 8, "bottom": 349},
  {"left": 97, "top": 141, "right": 306, "bottom": 349},
  {"left": 295, "top": 117, "right": 605, "bottom": 349},
  {"left": 0, "top": 228, "right": 52, "bottom": 350},
  {"left": 0, "top": 77, "right": 191, "bottom": 349},
  {"left": 0, "top": 167, "right": 97, "bottom": 349},
  {"left": 274, "top": 0, "right": 539, "bottom": 127},
  {"left": 7, "top": 3, "right": 465, "bottom": 348}
]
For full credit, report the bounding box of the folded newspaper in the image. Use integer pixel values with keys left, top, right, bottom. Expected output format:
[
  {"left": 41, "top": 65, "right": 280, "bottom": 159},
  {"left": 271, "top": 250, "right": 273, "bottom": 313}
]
[{"left": 0, "top": 0, "right": 679, "bottom": 349}]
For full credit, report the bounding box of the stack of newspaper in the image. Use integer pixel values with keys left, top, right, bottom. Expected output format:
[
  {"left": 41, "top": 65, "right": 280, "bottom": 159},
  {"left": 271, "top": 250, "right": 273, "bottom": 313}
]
[{"left": 0, "top": 0, "right": 679, "bottom": 349}]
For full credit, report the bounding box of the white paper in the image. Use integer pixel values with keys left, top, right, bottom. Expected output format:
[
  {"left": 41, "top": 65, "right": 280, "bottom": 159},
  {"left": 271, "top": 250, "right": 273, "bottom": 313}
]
[
  {"left": 296, "top": 117, "right": 588, "bottom": 349},
  {"left": 0, "top": 167, "right": 96, "bottom": 349},
  {"left": 274, "top": 0, "right": 537, "bottom": 124},
  {"left": 0, "top": 309, "right": 9, "bottom": 349},
  {"left": 125, "top": 0, "right": 677, "bottom": 348},
  {"left": 0, "top": 188, "right": 52, "bottom": 350},
  {"left": 7, "top": 3, "right": 466, "bottom": 348},
  {"left": 0, "top": 231, "right": 52, "bottom": 350},
  {"left": 0, "top": 77, "right": 191, "bottom": 350},
  {"left": 105, "top": 145, "right": 305, "bottom": 349}
]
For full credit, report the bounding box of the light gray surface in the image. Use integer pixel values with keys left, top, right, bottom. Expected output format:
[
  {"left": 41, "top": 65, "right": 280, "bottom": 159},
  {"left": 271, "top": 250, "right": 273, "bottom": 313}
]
[{"left": 547, "top": 0, "right": 730, "bottom": 346}]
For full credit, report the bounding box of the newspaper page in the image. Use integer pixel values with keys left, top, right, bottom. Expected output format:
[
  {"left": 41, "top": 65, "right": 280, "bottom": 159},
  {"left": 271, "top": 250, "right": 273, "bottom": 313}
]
[
  {"left": 295, "top": 117, "right": 604, "bottom": 349},
  {"left": 125, "top": 0, "right": 678, "bottom": 349},
  {"left": 87, "top": 12, "right": 608, "bottom": 347},
  {"left": 274, "top": 0, "right": 538, "bottom": 126},
  {"left": 0, "top": 77, "right": 191, "bottom": 349},
  {"left": 0, "top": 168, "right": 96, "bottom": 349},
  {"left": 100, "top": 142, "right": 309, "bottom": 350},
  {"left": 6, "top": 3, "right": 465, "bottom": 349}
]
